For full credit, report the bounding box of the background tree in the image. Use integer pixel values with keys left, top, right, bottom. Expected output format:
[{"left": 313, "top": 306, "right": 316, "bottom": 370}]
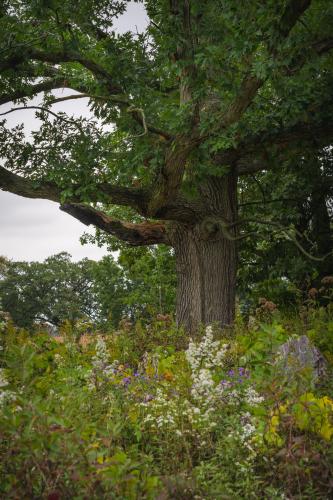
[
  {"left": 0, "top": 251, "right": 176, "bottom": 330},
  {"left": 0, "top": 0, "right": 332, "bottom": 332},
  {"left": 0, "top": 253, "right": 99, "bottom": 328},
  {"left": 118, "top": 245, "right": 176, "bottom": 318},
  {"left": 237, "top": 145, "right": 333, "bottom": 307}
]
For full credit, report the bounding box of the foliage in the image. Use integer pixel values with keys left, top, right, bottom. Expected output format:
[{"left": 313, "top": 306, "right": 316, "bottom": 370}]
[
  {"left": 0, "top": 300, "right": 332, "bottom": 498},
  {"left": 0, "top": 252, "right": 100, "bottom": 328},
  {"left": 0, "top": 249, "right": 176, "bottom": 330},
  {"left": 117, "top": 245, "right": 176, "bottom": 318}
]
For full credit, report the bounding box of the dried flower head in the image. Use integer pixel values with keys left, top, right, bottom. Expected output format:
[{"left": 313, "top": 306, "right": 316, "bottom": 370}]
[
  {"left": 321, "top": 276, "right": 333, "bottom": 286},
  {"left": 263, "top": 300, "right": 277, "bottom": 312},
  {"left": 308, "top": 287, "right": 318, "bottom": 299}
]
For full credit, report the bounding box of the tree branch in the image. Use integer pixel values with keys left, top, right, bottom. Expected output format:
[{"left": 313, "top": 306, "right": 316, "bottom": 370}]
[
  {"left": 48, "top": 94, "right": 173, "bottom": 140},
  {"left": 0, "top": 48, "right": 124, "bottom": 95},
  {"left": 0, "top": 147, "right": 168, "bottom": 247},
  {"left": 0, "top": 165, "right": 149, "bottom": 214},
  {"left": 60, "top": 203, "right": 170, "bottom": 246},
  {"left": 0, "top": 79, "right": 67, "bottom": 106},
  {"left": 0, "top": 106, "right": 82, "bottom": 128},
  {"left": 0, "top": 166, "right": 61, "bottom": 202},
  {"left": 277, "top": 0, "right": 312, "bottom": 40},
  {"left": 213, "top": 120, "right": 333, "bottom": 175},
  {"left": 284, "top": 36, "right": 333, "bottom": 75},
  {"left": 220, "top": 0, "right": 312, "bottom": 128},
  {"left": 147, "top": 135, "right": 199, "bottom": 216},
  {"left": 231, "top": 217, "right": 332, "bottom": 262}
]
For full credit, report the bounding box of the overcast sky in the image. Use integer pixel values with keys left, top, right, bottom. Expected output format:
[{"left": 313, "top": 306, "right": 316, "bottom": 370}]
[{"left": 0, "top": 2, "right": 147, "bottom": 262}]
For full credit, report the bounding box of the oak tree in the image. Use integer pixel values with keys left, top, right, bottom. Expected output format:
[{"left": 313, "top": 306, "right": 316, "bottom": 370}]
[
  {"left": 0, "top": 0, "right": 332, "bottom": 332},
  {"left": 0, "top": 253, "right": 99, "bottom": 328}
]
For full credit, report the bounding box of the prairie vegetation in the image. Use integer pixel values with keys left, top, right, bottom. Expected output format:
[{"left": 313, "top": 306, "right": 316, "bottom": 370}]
[{"left": 0, "top": 285, "right": 332, "bottom": 499}]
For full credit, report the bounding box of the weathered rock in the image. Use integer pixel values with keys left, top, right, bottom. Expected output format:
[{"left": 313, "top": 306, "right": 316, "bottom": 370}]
[{"left": 276, "top": 335, "right": 327, "bottom": 382}]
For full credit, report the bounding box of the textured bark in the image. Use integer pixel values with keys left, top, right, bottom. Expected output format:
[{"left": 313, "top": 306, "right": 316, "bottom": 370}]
[{"left": 169, "top": 173, "right": 238, "bottom": 332}]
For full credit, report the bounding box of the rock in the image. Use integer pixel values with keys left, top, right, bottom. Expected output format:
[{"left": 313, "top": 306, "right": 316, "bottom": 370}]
[{"left": 276, "top": 335, "right": 327, "bottom": 382}]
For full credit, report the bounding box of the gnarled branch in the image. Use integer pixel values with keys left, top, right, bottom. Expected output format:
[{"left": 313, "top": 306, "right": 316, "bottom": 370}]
[{"left": 60, "top": 203, "right": 170, "bottom": 246}]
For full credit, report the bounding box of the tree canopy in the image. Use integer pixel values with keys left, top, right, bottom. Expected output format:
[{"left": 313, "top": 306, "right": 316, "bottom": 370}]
[{"left": 0, "top": 249, "right": 176, "bottom": 329}]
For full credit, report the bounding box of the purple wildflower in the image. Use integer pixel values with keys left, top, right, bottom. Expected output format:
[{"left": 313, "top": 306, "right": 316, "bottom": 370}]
[{"left": 220, "top": 380, "right": 233, "bottom": 388}]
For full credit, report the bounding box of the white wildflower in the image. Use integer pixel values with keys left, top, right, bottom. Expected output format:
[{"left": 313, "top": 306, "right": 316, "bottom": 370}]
[
  {"left": 185, "top": 329, "right": 228, "bottom": 372},
  {"left": 0, "top": 369, "right": 9, "bottom": 388},
  {"left": 0, "top": 369, "right": 16, "bottom": 407},
  {"left": 191, "top": 368, "right": 215, "bottom": 402},
  {"left": 244, "top": 387, "right": 264, "bottom": 405}
]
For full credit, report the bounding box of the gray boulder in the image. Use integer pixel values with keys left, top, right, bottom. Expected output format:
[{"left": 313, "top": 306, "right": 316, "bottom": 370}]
[{"left": 276, "top": 335, "right": 327, "bottom": 382}]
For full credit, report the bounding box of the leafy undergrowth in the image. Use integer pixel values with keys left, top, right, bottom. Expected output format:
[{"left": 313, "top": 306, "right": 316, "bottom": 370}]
[{"left": 0, "top": 306, "right": 333, "bottom": 499}]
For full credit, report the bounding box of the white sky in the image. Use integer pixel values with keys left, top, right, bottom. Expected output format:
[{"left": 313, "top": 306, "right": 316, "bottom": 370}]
[{"left": 0, "top": 2, "right": 147, "bottom": 262}]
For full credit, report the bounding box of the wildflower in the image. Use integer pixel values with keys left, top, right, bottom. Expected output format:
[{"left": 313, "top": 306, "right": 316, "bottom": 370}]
[
  {"left": 244, "top": 387, "right": 264, "bottom": 405},
  {"left": 321, "top": 276, "right": 333, "bottom": 286},
  {"left": 263, "top": 300, "right": 277, "bottom": 312},
  {"left": 163, "top": 371, "right": 173, "bottom": 381},
  {"left": 308, "top": 287, "right": 318, "bottom": 299},
  {"left": 0, "top": 369, "right": 9, "bottom": 388},
  {"left": 54, "top": 353, "right": 64, "bottom": 366},
  {"left": 191, "top": 368, "right": 215, "bottom": 402},
  {"left": 185, "top": 328, "right": 228, "bottom": 371},
  {"left": 220, "top": 379, "right": 233, "bottom": 388},
  {"left": 0, "top": 369, "right": 15, "bottom": 407}
]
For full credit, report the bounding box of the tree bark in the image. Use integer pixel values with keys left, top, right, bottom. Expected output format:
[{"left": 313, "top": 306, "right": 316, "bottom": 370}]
[{"left": 168, "top": 172, "right": 238, "bottom": 333}]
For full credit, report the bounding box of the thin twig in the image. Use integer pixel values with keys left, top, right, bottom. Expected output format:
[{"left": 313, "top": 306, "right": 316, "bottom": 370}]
[
  {"left": 47, "top": 94, "right": 173, "bottom": 139},
  {"left": 0, "top": 106, "right": 82, "bottom": 129},
  {"left": 231, "top": 218, "right": 332, "bottom": 262}
]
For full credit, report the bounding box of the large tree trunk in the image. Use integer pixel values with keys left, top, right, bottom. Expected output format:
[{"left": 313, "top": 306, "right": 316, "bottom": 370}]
[{"left": 169, "top": 173, "right": 238, "bottom": 333}]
